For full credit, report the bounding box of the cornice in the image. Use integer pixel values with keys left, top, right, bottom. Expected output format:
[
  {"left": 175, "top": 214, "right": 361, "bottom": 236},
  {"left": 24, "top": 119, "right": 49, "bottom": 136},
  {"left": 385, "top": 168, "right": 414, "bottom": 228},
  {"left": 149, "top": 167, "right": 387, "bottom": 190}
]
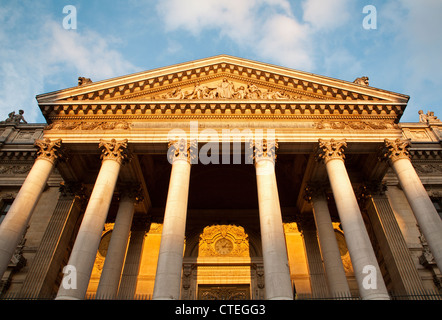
[{"left": 40, "top": 100, "right": 406, "bottom": 122}]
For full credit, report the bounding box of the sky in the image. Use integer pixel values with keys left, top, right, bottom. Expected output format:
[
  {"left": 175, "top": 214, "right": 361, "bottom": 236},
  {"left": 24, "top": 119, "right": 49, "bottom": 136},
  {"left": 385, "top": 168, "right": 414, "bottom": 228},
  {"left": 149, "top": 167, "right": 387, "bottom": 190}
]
[{"left": 0, "top": 0, "right": 441, "bottom": 123}]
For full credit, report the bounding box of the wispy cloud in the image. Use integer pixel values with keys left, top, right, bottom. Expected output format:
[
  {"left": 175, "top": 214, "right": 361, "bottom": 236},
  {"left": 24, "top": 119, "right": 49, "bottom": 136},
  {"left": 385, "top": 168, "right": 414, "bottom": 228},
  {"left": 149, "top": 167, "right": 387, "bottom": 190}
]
[
  {"left": 0, "top": 4, "right": 138, "bottom": 123},
  {"left": 156, "top": 0, "right": 318, "bottom": 70}
]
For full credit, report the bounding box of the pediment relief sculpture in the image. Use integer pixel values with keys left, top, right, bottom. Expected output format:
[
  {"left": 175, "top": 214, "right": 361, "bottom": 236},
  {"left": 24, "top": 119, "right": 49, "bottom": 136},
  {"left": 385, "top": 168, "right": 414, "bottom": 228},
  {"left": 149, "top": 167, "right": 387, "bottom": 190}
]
[{"left": 155, "top": 78, "right": 304, "bottom": 101}]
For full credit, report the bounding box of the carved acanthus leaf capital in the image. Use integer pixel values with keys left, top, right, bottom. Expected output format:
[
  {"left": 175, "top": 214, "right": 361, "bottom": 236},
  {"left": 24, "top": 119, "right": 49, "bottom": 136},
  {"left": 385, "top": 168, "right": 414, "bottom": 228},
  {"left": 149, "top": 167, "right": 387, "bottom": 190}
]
[
  {"left": 304, "top": 182, "right": 328, "bottom": 202},
  {"left": 34, "top": 138, "right": 63, "bottom": 164},
  {"left": 317, "top": 139, "right": 347, "bottom": 163},
  {"left": 251, "top": 139, "right": 278, "bottom": 163},
  {"left": 99, "top": 138, "right": 129, "bottom": 164},
  {"left": 383, "top": 138, "right": 411, "bottom": 162},
  {"left": 167, "top": 138, "right": 198, "bottom": 164}
]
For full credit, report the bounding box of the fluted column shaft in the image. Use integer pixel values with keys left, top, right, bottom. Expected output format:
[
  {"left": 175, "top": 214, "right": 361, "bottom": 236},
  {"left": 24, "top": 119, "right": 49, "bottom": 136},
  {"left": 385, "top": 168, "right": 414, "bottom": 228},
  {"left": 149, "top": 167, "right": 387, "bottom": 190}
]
[
  {"left": 0, "top": 138, "right": 62, "bottom": 279},
  {"left": 384, "top": 139, "right": 442, "bottom": 271},
  {"left": 56, "top": 139, "right": 128, "bottom": 300},
  {"left": 254, "top": 139, "right": 293, "bottom": 300},
  {"left": 152, "top": 139, "right": 194, "bottom": 300},
  {"left": 318, "top": 139, "right": 389, "bottom": 300},
  {"left": 96, "top": 189, "right": 139, "bottom": 299},
  {"left": 307, "top": 187, "right": 351, "bottom": 297}
]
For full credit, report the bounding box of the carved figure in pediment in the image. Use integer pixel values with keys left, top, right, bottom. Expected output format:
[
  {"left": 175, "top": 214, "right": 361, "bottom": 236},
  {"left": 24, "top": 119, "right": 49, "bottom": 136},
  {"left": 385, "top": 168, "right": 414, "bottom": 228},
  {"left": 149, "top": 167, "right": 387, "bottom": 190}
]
[
  {"left": 165, "top": 87, "right": 186, "bottom": 99},
  {"left": 217, "top": 78, "right": 235, "bottom": 98},
  {"left": 246, "top": 82, "right": 262, "bottom": 99}
]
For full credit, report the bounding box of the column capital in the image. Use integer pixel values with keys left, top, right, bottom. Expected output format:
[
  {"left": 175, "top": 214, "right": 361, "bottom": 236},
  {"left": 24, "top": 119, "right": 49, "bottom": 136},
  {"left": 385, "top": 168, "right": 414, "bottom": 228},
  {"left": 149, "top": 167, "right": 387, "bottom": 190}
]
[
  {"left": 317, "top": 139, "right": 347, "bottom": 164},
  {"left": 117, "top": 183, "right": 144, "bottom": 203},
  {"left": 251, "top": 138, "right": 278, "bottom": 164},
  {"left": 34, "top": 138, "right": 63, "bottom": 164},
  {"left": 167, "top": 138, "right": 197, "bottom": 164},
  {"left": 304, "top": 182, "right": 328, "bottom": 202},
  {"left": 383, "top": 138, "right": 411, "bottom": 163},
  {"left": 99, "top": 138, "right": 129, "bottom": 165}
]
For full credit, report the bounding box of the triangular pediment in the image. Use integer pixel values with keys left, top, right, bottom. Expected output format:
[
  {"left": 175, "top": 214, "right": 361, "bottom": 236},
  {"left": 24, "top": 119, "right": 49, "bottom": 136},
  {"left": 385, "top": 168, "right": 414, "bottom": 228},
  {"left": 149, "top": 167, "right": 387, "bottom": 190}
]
[{"left": 37, "top": 55, "right": 409, "bottom": 122}]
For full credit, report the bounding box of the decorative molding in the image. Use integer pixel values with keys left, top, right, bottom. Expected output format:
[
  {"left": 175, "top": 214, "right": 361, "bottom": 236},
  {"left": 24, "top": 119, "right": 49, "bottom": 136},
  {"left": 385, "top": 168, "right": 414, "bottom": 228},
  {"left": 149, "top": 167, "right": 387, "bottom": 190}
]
[
  {"left": 383, "top": 138, "right": 411, "bottom": 163},
  {"left": 0, "top": 164, "right": 32, "bottom": 175},
  {"left": 315, "top": 120, "right": 398, "bottom": 130},
  {"left": 34, "top": 138, "right": 63, "bottom": 164},
  {"left": 317, "top": 139, "right": 347, "bottom": 163},
  {"left": 40, "top": 102, "right": 406, "bottom": 121},
  {"left": 44, "top": 121, "right": 129, "bottom": 131},
  {"left": 157, "top": 78, "right": 299, "bottom": 101},
  {"left": 98, "top": 138, "right": 129, "bottom": 164}
]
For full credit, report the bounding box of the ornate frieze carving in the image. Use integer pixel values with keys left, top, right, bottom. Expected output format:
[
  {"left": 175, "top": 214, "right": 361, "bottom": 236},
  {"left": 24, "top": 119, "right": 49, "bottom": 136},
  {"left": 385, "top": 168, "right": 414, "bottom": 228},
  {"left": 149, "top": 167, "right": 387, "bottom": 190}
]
[
  {"left": 413, "top": 163, "right": 442, "bottom": 175},
  {"left": 0, "top": 164, "right": 32, "bottom": 175},
  {"left": 99, "top": 138, "right": 129, "bottom": 164},
  {"left": 44, "top": 121, "right": 129, "bottom": 131},
  {"left": 383, "top": 138, "right": 411, "bottom": 163},
  {"left": 315, "top": 120, "right": 396, "bottom": 130},
  {"left": 167, "top": 138, "right": 198, "bottom": 164},
  {"left": 158, "top": 78, "right": 300, "bottom": 101},
  {"left": 34, "top": 138, "right": 63, "bottom": 164},
  {"left": 317, "top": 139, "right": 347, "bottom": 163}
]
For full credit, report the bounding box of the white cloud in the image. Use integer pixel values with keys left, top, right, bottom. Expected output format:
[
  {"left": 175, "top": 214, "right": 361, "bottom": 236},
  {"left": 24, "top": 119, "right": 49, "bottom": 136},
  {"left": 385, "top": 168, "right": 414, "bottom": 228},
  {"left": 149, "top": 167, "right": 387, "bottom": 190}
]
[
  {"left": 381, "top": 0, "right": 442, "bottom": 120},
  {"left": 0, "top": 7, "right": 138, "bottom": 123},
  {"left": 155, "top": 0, "right": 366, "bottom": 72},
  {"left": 302, "top": 0, "right": 351, "bottom": 30}
]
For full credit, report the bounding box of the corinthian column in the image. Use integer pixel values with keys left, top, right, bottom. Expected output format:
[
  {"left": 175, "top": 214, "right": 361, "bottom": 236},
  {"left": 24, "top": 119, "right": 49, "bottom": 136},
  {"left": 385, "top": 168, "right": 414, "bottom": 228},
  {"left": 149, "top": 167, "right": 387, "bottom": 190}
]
[
  {"left": 0, "top": 138, "right": 62, "bottom": 279},
  {"left": 56, "top": 139, "right": 129, "bottom": 300},
  {"left": 95, "top": 186, "right": 142, "bottom": 299},
  {"left": 317, "top": 139, "right": 389, "bottom": 300},
  {"left": 305, "top": 184, "right": 351, "bottom": 298},
  {"left": 253, "top": 139, "right": 293, "bottom": 300},
  {"left": 152, "top": 139, "right": 195, "bottom": 300},
  {"left": 384, "top": 138, "right": 442, "bottom": 271}
]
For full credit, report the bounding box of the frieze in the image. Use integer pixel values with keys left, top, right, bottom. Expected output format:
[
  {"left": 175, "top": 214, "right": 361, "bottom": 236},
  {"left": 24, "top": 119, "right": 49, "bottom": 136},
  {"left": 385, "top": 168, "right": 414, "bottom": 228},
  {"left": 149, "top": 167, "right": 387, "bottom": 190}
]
[
  {"left": 315, "top": 120, "right": 397, "bottom": 130},
  {"left": 0, "top": 164, "right": 32, "bottom": 175},
  {"left": 157, "top": 78, "right": 301, "bottom": 101},
  {"left": 44, "top": 121, "right": 130, "bottom": 131},
  {"left": 413, "top": 163, "right": 442, "bottom": 175}
]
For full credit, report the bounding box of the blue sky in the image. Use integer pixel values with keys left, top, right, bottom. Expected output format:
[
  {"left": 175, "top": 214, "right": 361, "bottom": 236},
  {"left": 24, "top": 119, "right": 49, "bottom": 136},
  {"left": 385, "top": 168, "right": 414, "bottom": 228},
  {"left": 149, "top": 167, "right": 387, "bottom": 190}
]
[{"left": 0, "top": 0, "right": 441, "bottom": 123}]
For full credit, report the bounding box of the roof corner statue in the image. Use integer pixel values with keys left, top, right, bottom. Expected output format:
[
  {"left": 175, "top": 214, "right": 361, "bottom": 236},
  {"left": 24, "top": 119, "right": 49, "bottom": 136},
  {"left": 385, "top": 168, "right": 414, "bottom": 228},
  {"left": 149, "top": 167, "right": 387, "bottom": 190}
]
[
  {"left": 0, "top": 109, "right": 27, "bottom": 125},
  {"left": 353, "top": 76, "right": 369, "bottom": 86},
  {"left": 78, "top": 76, "right": 93, "bottom": 86}
]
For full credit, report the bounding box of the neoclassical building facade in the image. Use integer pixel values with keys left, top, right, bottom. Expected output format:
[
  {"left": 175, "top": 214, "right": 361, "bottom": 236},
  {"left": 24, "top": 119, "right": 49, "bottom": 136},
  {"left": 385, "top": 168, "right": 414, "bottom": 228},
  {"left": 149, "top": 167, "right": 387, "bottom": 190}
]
[{"left": 0, "top": 56, "right": 441, "bottom": 300}]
